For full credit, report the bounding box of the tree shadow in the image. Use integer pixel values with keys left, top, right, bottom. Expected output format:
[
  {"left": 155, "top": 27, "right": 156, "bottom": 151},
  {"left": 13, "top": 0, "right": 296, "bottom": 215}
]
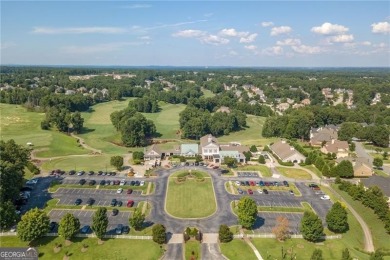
[
  {"left": 143, "top": 221, "right": 154, "bottom": 229},
  {"left": 30, "top": 236, "right": 57, "bottom": 247},
  {"left": 165, "top": 232, "right": 173, "bottom": 243},
  {"left": 80, "top": 127, "right": 95, "bottom": 134}
]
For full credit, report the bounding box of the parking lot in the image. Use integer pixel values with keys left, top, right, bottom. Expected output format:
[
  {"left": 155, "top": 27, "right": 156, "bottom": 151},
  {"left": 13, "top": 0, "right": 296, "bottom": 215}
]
[
  {"left": 236, "top": 171, "right": 260, "bottom": 178},
  {"left": 49, "top": 209, "right": 131, "bottom": 234},
  {"left": 255, "top": 212, "right": 303, "bottom": 234}
]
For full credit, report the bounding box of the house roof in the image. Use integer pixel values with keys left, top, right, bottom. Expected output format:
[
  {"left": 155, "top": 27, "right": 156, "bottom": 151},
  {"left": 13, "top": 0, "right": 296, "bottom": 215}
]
[
  {"left": 361, "top": 176, "right": 390, "bottom": 197},
  {"left": 181, "top": 144, "right": 199, "bottom": 154},
  {"left": 216, "top": 106, "right": 231, "bottom": 113},
  {"left": 323, "top": 140, "right": 349, "bottom": 153},
  {"left": 220, "top": 144, "right": 249, "bottom": 153},
  {"left": 145, "top": 144, "right": 161, "bottom": 155},
  {"left": 200, "top": 134, "right": 218, "bottom": 147},
  {"left": 269, "top": 140, "right": 305, "bottom": 161}
]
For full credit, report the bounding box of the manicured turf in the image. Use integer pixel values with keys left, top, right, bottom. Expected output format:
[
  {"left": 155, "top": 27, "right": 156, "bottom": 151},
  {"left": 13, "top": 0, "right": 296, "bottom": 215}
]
[
  {"left": 0, "top": 236, "right": 163, "bottom": 260},
  {"left": 185, "top": 240, "right": 201, "bottom": 260},
  {"left": 40, "top": 154, "right": 116, "bottom": 172},
  {"left": 219, "top": 239, "right": 258, "bottom": 260},
  {"left": 166, "top": 173, "right": 216, "bottom": 218},
  {"left": 276, "top": 167, "right": 312, "bottom": 180},
  {"left": 236, "top": 165, "right": 272, "bottom": 177},
  {"left": 218, "top": 115, "right": 279, "bottom": 147},
  {"left": 0, "top": 103, "right": 87, "bottom": 157},
  {"left": 303, "top": 165, "right": 323, "bottom": 178}
]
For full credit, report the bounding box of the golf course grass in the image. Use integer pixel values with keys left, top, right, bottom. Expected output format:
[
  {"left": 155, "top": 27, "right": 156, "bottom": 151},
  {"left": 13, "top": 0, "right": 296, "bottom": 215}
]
[
  {"left": 276, "top": 167, "right": 312, "bottom": 180},
  {"left": 0, "top": 236, "right": 163, "bottom": 260},
  {"left": 220, "top": 239, "right": 258, "bottom": 260},
  {"left": 165, "top": 171, "right": 216, "bottom": 218}
]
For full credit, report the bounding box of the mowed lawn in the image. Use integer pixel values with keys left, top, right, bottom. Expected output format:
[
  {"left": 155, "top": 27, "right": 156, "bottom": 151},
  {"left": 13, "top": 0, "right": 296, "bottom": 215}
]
[
  {"left": 166, "top": 177, "right": 216, "bottom": 218},
  {"left": 1, "top": 236, "right": 163, "bottom": 260},
  {"left": 276, "top": 167, "right": 312, "bottom": 180},
  {"left": 219, "top": 239, "right": 258, "bottom": 260},
  {"left": 0, "top": 104, "right": 87, "bottom": 157},
  {"left": 40, "top": 154, "right": 116, "bottom": 172},
  {"left": 218, "top": 115, "right": 278, "bottom": 147}
]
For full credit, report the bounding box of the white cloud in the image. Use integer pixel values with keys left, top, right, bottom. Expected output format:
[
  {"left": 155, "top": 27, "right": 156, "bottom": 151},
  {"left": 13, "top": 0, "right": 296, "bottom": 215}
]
[
  {"left": 122, "top": 4, "right": 151, "bottom": 9},
  {"left": 311, "top": 22, "right": 349, "bottom": 35},
  {"left": 32, "top": 26, "right": 127, "bottom": 34},
  {"left": 244, "top": 45, "right": 257, "bottom": 50},
  {"left": 173, "top": 30, "right": 205, "bottom": 38},
  {"left": 291, "top": 44, "right": 322, "bottom": 54},
  {"left": 61, "top": 42, "right": 140, "bottom": 54},
  {"left": 261, "top": 21, "right": 274, "bottom": 27},
  {"left": 239, "top": 33, "right": 257, "bottom": 43},
  {"left": 262, "top": 46, "right": 284, "bottom": 55},
  {"left": 276, "top": 38, "right": 301, "bottom": 46},
  {"left": 201, "top": 34, "right": 229, "bottom": 45},
  {"left": 219, "top": 28, "right": 249, "bottom": 37},
  {"left": 361, "top": 41, "right": 371, "bottom": 46},
  {"left": 371, "top": 21, "right": 390, "bottom": 34},
  {"left": 327, "top": 34, "right": 354, "bottom": 43},
  {"left": 270, "top": 26, "right": 292, "bottom": 36}
]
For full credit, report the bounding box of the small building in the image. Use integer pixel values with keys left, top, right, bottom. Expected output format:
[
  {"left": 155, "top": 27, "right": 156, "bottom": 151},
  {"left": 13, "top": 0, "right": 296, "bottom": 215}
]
[
  {"left": 180, "top": 144, "right": 199, "bottom": 157},
  {"left": 144, "top": 144, "right": 162, "bottom": 160},
  {"left": 320, "top": 140, "right": 349, "bottom": 158},
  {"left": 269, "top": 140, "right": 306, "bottom": 163},
  {"left": 200, "top": 134, "right": 220, "bottom": 160}
]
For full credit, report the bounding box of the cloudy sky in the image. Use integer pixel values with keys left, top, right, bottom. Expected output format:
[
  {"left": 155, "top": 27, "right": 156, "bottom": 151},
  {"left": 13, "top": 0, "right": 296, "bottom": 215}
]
[{"left": 1, "top": 1, "right": 389, "bottom": 67}]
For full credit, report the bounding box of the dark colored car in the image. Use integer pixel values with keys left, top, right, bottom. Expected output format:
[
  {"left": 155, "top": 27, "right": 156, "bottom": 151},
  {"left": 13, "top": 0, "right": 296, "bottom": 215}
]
[
  {"left": 130, "top": 181, "right": 135, "bottom": 186},
  {"left": 245, "top": 181, "right": 250, "bottom": 186},
  {"left": 263, "top": 189, "right": 269, "bottom": 194},
  {"left": 98, "top": 171, "right": 103, "bottom": 175},
  {"left": 115, "top": 224, "right": 123, "bottom": 234},
  {"left": 80, "top": 225, "right": 91, "bottom": 234},
  {"left": 68, "top": 170, "right": 76, "bottom": 175},
  {"left": 283, "top": 181, "right": 289, "bottom": 187},
  {"left": 88, "top": 171, "right": 94, "bottom": 176},
  {"left": 237, "top": 189, "right": 243, "bottom": 194},
  {"left": 79, "top": 179, "right": 86, "bottom": 185},
  {"left": 134, "top": 181, "right": 140, "bottom": 186},
  {"left": 111, "top": 199, "right": 117, "bottom": 207},
  {"left": 49, "top": 221, "right": 57, "bottom": 231},
  {"left": 112, "top": 208, "right": 119, "bottom": 216},
  {"left": 259, "top": 181, "right": 265, "bottom": 186},
  {"left": 111, "top": 172, "right": 116, "bottom": 176},
  {"left": 248, "top": 189, "right": 253, "bottom": 195},
  {"left": 74, "top": 198, "right": 82, "bottom": 205},
  {"left": 89, "top": 180, "right": 96, "bottom": 186},
  {"left": 86, "top": 198, "right": 95, "bottom": 206},
  {"left": 122, "top": 225, "right": 130, "bottom": 234},
  {"left": 127, "top": 189, "right": 133, "bottom": 194},
  {"left": 127, "top": 200, "right": 134, "bottom": 207},
  {"left": 100, "top": 180, "right": 106, "bottom": 185}
]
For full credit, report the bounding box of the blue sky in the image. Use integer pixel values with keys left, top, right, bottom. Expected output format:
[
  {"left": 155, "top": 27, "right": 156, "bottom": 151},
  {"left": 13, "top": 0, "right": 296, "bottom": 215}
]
[{"left": 1, "top": 1, "right": 389, "bottom": 67}]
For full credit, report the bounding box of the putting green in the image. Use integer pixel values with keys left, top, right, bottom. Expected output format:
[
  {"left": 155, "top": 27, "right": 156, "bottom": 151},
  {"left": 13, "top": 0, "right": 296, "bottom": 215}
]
[{"left": 165, "top": 171, "right": 216, "bottom": 218}]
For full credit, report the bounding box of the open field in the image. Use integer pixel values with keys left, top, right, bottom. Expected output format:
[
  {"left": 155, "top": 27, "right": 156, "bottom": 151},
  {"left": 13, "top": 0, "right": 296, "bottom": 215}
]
[
  {"left": 185, "top": 240, "right": 201, "bottom": 260},
  {"left": 236, "top": 165, "right": 272, "bottom": 177},
  {"left": 165, "top": 175, "right": 216, "bottom": 218},
  {"left": 218, "top": 115, "right": 278, "bottom": 147},
  {"left": 0, "top": 104, "right": 87, "bottom": 158},
  {"left": 276, "top": 167, "right": 312, "bottom": 180},
  {"left": 219, "top": 239, "right": 258, "bottom": 260},
  {"left": 40, "top": 154, "right": 116, "bottom": 172},
  {"left": 0, "top": 236, "right": 163, "bottom": 260}
]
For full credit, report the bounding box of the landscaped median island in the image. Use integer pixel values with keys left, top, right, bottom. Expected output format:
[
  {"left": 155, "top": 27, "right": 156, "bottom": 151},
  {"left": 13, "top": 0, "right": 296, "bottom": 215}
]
[{"left": 165, "top": 170, "right": 217, "bottom": 218}]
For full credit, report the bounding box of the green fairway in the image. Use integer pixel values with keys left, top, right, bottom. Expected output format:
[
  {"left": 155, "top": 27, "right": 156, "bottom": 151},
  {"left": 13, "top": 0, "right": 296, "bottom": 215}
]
[
  {"left": 0, "top": 104, "right": 88, "bottom": 158},
  {"left": 40, "top": 154, "right": 115, "bottom": 172},
  {"left": 276, "top": 167, "right": 312, "bottom": 180},
  {"left": 219, "top": 239, "right": 258, "bottom": 260},
  {"left": 0, "top": 236, "right": 163, "bottom": 260},
  {"left": 218, "top": 115, "right": 278, "bottom": 146},
  {"left": 165, "top": 172, "right": 216, "bottom": 218}
]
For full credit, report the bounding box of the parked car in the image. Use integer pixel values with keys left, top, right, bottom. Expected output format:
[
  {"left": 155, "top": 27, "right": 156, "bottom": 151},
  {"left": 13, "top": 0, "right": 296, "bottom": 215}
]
[
  {"left": 88, "top": 171, "right": 94, "bottom": 176},
  {"left": 263, "top": 189, "right": 269, "bottom": 194},
  {"left": 88, "top": 180, "right": 96, "bottom": 186},
  {"left": 117, "top": 188, "right": 123, "bottom": 194},
  {"left": 257, "top": 189, "right": 263, "bottom": 194},
  {"left": 237, "top": 189, "right": 243, "bottom": 194},
  {"left": 235, "top": 181, "right": 241, "bottom": 186},
  {"left": 320, "top": 195, "right": 330, "bottom": 200},
  {"left": 86, "top": 198, "right": 95, "bottom": 206},
  {"left": 100, "top": 180, "right": 106, "bottom": 185},
  {"left": 49, "top": 222, "right": 57, "bottom": 231},
  {"left": 289, "top": 190, "right": 294, "bottom": 195},
  {"left": 112, "top": 208, "right": 119, "bottom": 216},
  {"left": 79, "top": 179, "right": 86, "bottom": 185},
  {"left": 97, "top": 171, "right": 103, "bottom": 175},
  {"left": 130, "top": 181, "right": 135, "bottom": 186},
  {"left": 247, "top": 189, "right": 253, "bottom": 195},
  {"left": 249, "top": 181, "right": 255, "bottom": 186},
  {"left": 127, "top": 189, "right": 133, "bottom": 194},
  {"left": 122, "top": 225, "right": 130, "bottom": 234},
  {"left": 259, "top": 181, "right": 265, "bottom": 186},
  {"left": 117, "top": 201, "right": 123, "bottom": 207},
  {"left": 127, "top": 200, "right": 134, "bottom": 207},
  {"left": 115, "top": 224, "right": 123, "bottom": 234},
  {"left": 74, "top": 198, "right": 82, "bottom": 205},
  {"left": 134, "top": 181, "right": 140, "bottom": 186},
  {"left": 80, "top": 225, "right": 90, "bottom": 234},
  {"left": 68, "top": 170, "right": 76, "bottom": 175},
  {"left": 120, "top": 179, "right": 126, "bottom": 186},
  {"left": 77, "top": 171, "right": 84, "bottom": 176},
  {"left": 283, "top": 181, "right": 289, "bottom": 187},
  {"left": 140, "top": 181, "right": 145, "bottom": 186},
  {"left": 111, "top": 199, "right": 117, "bottom": 207}
]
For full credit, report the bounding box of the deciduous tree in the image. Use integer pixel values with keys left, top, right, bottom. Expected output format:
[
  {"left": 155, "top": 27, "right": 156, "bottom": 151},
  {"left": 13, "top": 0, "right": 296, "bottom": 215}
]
[
  {"left": 152, "top": 224, "right": 166, "bottom": 244},
  {"left": 129, "top": 208, "right": 145, "bottom": 231},
  {"left": 92, "top": 207, "right": 108, "bottom": 243},
  {"left": 310, "top": 249, "right": 323, "bottom": 260},
  {"left": 110, "top": 156, "right": 124, "bottom": 170},
  {"left": 0, "top": 201, "right": 18, "bottom": 230},
  {"left": 218, "top": 224, "right": 233, "bottom": 243},
  {"left": 300, "top": 211, "right": 324, "bottom": 242},
  {"left": 17, "top": 208, "right": 50, "bottom": 244},
  {"left": 326, "top": 202, "right": 348, "bottom": 233},
  {"left": 272, "top": 216, "right": 290, "bottom": 241},
  {"left": 58, "top": 213, "right": 80, "bottom": 242},
  {"left": 237, "top": 196, "right": 257, "bottom": 229}
]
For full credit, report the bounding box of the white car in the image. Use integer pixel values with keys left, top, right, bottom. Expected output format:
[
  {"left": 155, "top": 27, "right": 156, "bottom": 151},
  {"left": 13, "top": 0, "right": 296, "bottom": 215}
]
[
  {"left": 320, "top": 195, "right": 330, "bottom": 200},
  {"left": 235, "top": 181, "right": 241, "bottom": 186},
  {"left": 119, "top": 179, "right": 126, "bottom": 186},
  {"left": 257, "top": 189, "right": 263, "bottom": 194},
  {"left": 10, "top": 225, "right": 17, "bottom": 232},
  {"left": 116, "top": 188, "right": 123, "bottom": 194},
  {"left": 140, "top": 181, "right": 145, "bottom": 186}
]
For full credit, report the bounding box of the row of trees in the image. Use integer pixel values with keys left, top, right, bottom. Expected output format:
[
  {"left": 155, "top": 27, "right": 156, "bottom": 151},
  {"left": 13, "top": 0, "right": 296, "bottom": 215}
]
[
  {"left": 338, "top": 180, "right": 390, "bottom": 233},
  {"left": 110, "top": 107, "right": 156, "bottom": 147},
  {"left": 179, "top": 106, "right": 247, "bottom": 139},
  {"left": 0, "top": 139, "right": 31, "bottom": 230},
  {"left": 41, "top": 107, "right": 84, "bottom": 133},
  {"left": 128, "top": 96, "right": 159, "bottom": 113},
  {"left": 338, "top": 122, "right": 390, "bottom": 147}
]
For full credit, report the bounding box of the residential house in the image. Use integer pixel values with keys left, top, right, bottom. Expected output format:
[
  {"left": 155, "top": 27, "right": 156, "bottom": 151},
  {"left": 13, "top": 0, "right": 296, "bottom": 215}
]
[
  {"left": 301, "top": 98, "right": 311, "bottom": 106},
  {"left": 269, "top": 140, "right": 306, "bottom": 163},
  {"left": 216, "top": 106, "right": 231, "bottom": 113},
  {"left": 310, "top": 125, "right": 339, "bottom": 146},
  {"left": 144, "top": 144, "right": 162, "bottom": 160},
  {"left": 276, "top": 103, "right": 290, "bottom": 112},
  {"left": 361, "top": 176, "right": 390, "bottom": 205},
  {"left": 335, "top": 157, "right": 373, "bottom": 177},
  {"left": 320, "top": 140, "right": 349, "bottom": 158},
  {"left": 200, "top": 134, "right": 248, "bottom": 163},
  {"left": 180, "top": 144, "right": 199, "bottom": 157}
]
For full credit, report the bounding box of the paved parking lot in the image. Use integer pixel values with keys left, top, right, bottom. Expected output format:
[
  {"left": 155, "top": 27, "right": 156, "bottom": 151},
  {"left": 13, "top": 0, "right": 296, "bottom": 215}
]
[
  {"left": 254, "top": 212, "right": 303, "bottom": 234},
  {"left": 56, "top": 188, "right": 142, "bottom": 196},
  {"left": 49, "top": 209, "right": 131, "bottom": 233}
]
